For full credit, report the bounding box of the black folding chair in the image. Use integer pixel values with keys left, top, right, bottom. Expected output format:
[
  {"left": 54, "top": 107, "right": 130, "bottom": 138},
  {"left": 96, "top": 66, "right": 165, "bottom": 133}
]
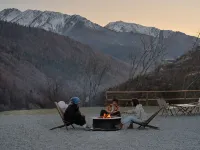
[
  {"left": 50, "top": 102, "right": 75, "bottom": 130},
  {"left": 131, "top": 107, "right": 163, "bottom": 130}
]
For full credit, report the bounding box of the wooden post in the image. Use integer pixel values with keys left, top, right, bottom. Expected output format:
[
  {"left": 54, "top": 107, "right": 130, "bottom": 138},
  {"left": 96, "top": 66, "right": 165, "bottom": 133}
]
[
  {"left": 146, "top": 92, "right": 149, "bottom": 106},
  {"left": 184, "top": 91, "right": 187, "bottom": 101}
]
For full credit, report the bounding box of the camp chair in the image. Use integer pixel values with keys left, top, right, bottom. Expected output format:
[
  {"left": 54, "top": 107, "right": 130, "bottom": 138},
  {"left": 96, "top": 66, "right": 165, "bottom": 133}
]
[
  {"left": 50, "top": 102, "right": 75, "bottom": 130},
  {"left": 196, "top": 99, "right": 200, "bottom": 113},
  {"left": 131, "top": 107, "right": 163, "bottom": 130},
  {"left": 157, "top": 98, "right": 177, "bottom": 116},
  {"left": 192, "top": 98, "right": 200, "bottom": 113}
]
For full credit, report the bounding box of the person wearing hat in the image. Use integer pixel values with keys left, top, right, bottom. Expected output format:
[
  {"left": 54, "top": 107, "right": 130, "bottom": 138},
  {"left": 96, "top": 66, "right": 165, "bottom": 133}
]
[{"left": 64, "top": 97, "right": 88, "bottom": 128}]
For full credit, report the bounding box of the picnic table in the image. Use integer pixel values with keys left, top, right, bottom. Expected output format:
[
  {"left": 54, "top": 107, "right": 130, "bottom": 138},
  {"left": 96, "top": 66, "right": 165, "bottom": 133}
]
[{"left": 174, "top": 104, "right": 197, "bottom": 115}]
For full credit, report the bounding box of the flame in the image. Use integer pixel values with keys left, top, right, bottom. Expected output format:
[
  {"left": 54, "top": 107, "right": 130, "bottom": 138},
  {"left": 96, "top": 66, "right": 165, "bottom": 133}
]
[
  {"left": 107, "top": 114, "right": 111, "bottom": 118},
  {"left": 102, "top": 113, "right": 111, "bottom": 118}
]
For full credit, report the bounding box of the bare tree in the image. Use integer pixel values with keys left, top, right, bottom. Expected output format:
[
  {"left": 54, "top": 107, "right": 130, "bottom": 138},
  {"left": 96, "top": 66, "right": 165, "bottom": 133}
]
[
  {"left": 45, "top": 78, "right": 64, "bottom": 102},
  {"left": 0, "top": 72, "right": 9, "bottom": 107},
  {"left": 182, "top": 32, "right": 200, "bottom": 90},
  {"left": 82, "top": 57, "right": 111, "bottom": 106},
  {"left": 157, "top": 32, "right": 200, "bottom": 91},
  {"left": 128, "top": 32, "right": 167, "bottom": 88}
]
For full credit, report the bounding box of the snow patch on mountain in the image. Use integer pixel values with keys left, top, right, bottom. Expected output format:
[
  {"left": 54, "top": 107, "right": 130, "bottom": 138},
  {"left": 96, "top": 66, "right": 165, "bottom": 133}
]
[
  {"left": 30, "top": 11, "right": 71, "bottom": 33},
  {"left": 10, "top": 9, "right": 43, "bottom": 26},
  {"left": 105, "top": 21, "right": 159, "bottom": 36},
  {"left": 0, "top": 8, "right": 21, "bottom": 21},
  {"left": 105, "top": 21, "right": 173, "bottom": 38}
]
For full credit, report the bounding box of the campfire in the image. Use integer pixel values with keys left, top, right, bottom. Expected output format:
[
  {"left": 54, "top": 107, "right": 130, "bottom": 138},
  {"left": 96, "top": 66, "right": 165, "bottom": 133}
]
[
  {"left": 100, "top": 113, "right": 111, "bottom": 119},
  {"left": 93, "top": 114, "right": 121, "bottom": 131}
]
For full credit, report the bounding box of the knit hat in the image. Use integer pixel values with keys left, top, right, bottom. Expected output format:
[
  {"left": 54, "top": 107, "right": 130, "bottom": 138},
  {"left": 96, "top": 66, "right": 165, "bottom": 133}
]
[{"left": 71, "top": 97, "right": 80, "bottom": 104}]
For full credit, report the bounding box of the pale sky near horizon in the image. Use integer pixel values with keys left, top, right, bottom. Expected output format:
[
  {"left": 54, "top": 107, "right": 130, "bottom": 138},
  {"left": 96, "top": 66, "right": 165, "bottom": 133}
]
[{"left": 0, "top": 0, "right": 200, "bottom": 36}]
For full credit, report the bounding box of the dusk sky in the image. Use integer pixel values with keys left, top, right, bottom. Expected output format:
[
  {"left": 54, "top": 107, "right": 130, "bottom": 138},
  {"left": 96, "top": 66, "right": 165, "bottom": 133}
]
[{"left": 0, "top": 0, "right": 200, "bottom": 36}]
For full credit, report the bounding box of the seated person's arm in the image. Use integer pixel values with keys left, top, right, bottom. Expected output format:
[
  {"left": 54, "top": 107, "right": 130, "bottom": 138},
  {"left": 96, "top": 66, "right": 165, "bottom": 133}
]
[
  {"left": 76, "top": 107, "right": 84, "bottom": 116},
  {"left": 124, "top": 108, "right": 136, "bottom": 114},
  {"left": 106, "top": 105, "right": 112, "bottom": 113},
  {"left": 129, "top": 108, "right": 136, "bottom": 114},
  {"left": 111, "top": 105, "right": 120, "bottom": 114}
]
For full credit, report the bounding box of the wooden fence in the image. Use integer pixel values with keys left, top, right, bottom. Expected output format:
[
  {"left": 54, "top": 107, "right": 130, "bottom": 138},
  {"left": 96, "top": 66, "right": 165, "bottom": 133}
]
[{"left": 105, "top": 90, "right": 200, "bottom": 106}]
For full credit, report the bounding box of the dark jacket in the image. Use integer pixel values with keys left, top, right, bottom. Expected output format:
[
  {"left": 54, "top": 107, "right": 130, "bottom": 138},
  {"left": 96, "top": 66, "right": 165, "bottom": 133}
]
[{"left": 64, "top": 104, "right": 86, "bottom": 126}]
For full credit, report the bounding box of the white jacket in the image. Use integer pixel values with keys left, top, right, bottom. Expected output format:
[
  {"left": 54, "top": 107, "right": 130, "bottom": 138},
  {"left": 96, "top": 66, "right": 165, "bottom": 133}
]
[{"left": 127, "top": 104, "right": 147, "bottom": 121}]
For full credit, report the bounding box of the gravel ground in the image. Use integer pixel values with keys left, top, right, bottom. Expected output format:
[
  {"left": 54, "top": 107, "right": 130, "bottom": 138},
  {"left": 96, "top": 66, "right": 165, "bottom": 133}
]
[{"left": 0, "top": 107, "right": 200, "bottom": 150}]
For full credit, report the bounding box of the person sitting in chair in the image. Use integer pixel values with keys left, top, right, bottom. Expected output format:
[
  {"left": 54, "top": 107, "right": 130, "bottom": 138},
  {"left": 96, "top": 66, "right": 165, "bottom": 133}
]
[
  {"left": 100, "top": 98, "right": 121, "bottom": 117},
  {"left": 64, "top": 97, "right": 88, "bottom": 128},
  {"left": 120, "top": 99, "right": 147, "bottom": 129}
]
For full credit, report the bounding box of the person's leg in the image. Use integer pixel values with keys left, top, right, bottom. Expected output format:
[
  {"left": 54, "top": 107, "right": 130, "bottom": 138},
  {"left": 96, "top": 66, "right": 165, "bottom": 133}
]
[
  {"left": 100, "top": 110, "right": 108, "bottom": 116},
  {"left": 116, "top": 116, "right": 133, "bottom": 129},
  {"left": 74, "top": 115, "right": 86, "bottom": 126},
  {"left": 121, "top": 115, "right": 141, "bottom": 125}
]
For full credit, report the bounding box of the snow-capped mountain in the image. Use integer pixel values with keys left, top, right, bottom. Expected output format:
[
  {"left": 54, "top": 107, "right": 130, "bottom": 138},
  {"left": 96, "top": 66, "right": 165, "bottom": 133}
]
[
  {"left": 0, "top": 8, "right": 101, "bottom": 35},
  {"left": 105, "top": 21, "right": 173, "bottom": 38},
  {"left": 0, "top": 8, "right": 197, "bottom": 62}
]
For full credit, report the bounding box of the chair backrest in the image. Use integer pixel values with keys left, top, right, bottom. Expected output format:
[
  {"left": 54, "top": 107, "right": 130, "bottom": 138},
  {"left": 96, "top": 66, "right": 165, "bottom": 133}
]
[
  {"left": 157, "top": 98, "right": 168, "bottom": 108},
  {"left": 55, "top": 102, "right": 64, "bottom": 120},
  {"left": 156, "top": 99, "right": 162, "bottom": 107},
  {"left": 145, "top": 107, "right": 163, "bottom": 124}
]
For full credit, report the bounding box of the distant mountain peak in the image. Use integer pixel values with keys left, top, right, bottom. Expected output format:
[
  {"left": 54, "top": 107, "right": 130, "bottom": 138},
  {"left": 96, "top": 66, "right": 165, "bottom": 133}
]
[
  {"left": 105, "top": 21, "right": 173, "bottom": 38},
  {"left": 0, "top": 8, "right": 21, "bottom": 21},
  {"left": 0, "top": 8, "right": 102, "bottom": 34}
]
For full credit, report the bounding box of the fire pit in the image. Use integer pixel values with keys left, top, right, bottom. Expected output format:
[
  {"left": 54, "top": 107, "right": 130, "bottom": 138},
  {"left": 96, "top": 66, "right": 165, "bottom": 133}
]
[{"left": 92, "top": 114, "right": 121, "bottom": 131}]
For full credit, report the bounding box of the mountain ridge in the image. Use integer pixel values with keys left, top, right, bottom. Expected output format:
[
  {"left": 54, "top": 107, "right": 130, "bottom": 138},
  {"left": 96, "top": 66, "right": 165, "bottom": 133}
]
[
  {"left": 0, "top": 8, "right": 102, "bottom": 33},
  {"left": 0, "top": 8, "right": 198, "bottom": 62},
  {"left": 0, "top": 8, "right": 192, "bottom": 37},
  {"left": 105, "top": 21, "right": 175, "bottom": 38}
]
